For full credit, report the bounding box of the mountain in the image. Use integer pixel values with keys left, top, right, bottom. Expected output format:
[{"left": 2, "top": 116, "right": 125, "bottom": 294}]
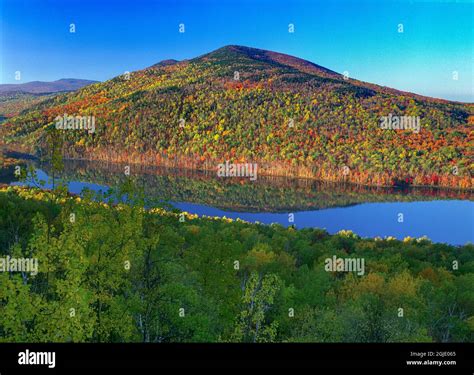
[
  {"left": 1, "top": 45, "right": 472, "bottom": 188},
  {"left": 0, "top": 79, "right": 99, "bottom": 122},
  {"left": 198, "top": 45, "right": 341, "bottom": 79},
  {"left": 152, "top": 59, "right": 180, "bottom": 68},
  {"left": 0, "top": 78, "right": 98, "bottom": 95}
]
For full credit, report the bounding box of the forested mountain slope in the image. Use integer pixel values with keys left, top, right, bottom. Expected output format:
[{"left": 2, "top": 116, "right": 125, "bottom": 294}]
[{"left": 2, "top": 45, "right": 472, "bottom": 188}]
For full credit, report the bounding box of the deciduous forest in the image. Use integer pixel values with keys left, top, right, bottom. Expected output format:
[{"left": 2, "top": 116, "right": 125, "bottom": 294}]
[
  {"left": 0, "top": 183, "right": 472, "bottom": 343},
  {"left": 2, "top": 46, "right": 473, "bottom": 189}
]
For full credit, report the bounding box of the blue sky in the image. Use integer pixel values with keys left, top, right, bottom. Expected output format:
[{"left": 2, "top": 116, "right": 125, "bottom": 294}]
[{"left": 1, "top": 0, "right": 472, "bottom": 102}]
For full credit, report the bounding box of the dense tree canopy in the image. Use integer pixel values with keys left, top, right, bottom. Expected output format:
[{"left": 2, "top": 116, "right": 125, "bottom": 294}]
[
  {"left": 0, "top": 184, "right": 472, "bottom": 343},
  {"left": 1, "top": 46, "right": 472, "bottom": 189}
]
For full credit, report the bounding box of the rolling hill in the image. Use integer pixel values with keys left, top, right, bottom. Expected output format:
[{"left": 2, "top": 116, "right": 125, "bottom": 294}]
[
  {"left": 0, "top": 78, "right": 98, "bottom": 95},
  {"left": 0, "top": 79, "right": 98, "bottom": 122},
  {"left": 1, "top": 45, "right": 473, "bottom": 188}
]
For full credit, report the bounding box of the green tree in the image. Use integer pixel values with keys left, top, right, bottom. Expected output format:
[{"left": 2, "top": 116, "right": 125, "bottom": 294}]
[{"left": 231, "top": 272, "right": 281, "bottom": 342}]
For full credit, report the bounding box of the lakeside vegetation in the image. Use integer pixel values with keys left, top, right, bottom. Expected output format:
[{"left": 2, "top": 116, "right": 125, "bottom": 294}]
[
  {"left": 2, "top": 155, "right": 473, "bottom": 213},
  {"left": 34, "top": 159, "right": 474, "bottom": 212},
  {"left": 1, "top": 184, "right": 473, "bottom": 343}
]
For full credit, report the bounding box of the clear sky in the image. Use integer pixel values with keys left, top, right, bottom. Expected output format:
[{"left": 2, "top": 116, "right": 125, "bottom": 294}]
[{"left": 1, "top": 0, "right": 472, "bottom": 102}]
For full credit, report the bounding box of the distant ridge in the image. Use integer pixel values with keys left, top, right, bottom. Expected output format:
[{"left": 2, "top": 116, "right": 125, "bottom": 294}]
[{"left": 0, "top": 78, "right": 98, "bottom": 95}]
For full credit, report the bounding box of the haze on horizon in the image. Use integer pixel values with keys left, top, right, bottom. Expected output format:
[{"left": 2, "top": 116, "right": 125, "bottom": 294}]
[{"left": 1, "top": 0, "right": 472, "bottom": 102}]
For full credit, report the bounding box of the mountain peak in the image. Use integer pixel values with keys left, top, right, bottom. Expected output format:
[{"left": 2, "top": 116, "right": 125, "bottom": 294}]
[
  {"left": 215, "top": 45, "right": 267, "bottom": 54},
  {"left": 198, "top": 45, "right": 341, "bottom": 79},
  {"left": 152, "top": 59, "right": 179, "bottom": 68}
]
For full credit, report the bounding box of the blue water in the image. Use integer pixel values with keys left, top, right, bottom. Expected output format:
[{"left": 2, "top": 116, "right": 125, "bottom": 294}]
[
  {"left": 173, "top": 201, "right": 474, "bottom": 245},
  {"left": 12, "top": 169, "right": 474, "bottom": 245}
]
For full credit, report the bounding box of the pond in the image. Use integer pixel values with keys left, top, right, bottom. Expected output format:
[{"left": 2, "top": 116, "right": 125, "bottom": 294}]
[{"left": 9, "top": 159, "right": 474, "bottom": 246}]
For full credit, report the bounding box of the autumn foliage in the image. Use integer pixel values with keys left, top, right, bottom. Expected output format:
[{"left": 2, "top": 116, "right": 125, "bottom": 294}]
[{"left": 1, "top": 46, "right": 472, "bottom": 189}]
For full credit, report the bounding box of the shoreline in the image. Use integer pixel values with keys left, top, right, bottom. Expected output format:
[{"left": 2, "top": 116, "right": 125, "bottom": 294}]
[
  {"left": 3, "top": 184, "right": 472, "bottom": 247},
  {"left": 3, "top": 146, "right": 473, "bottom": 193}
]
